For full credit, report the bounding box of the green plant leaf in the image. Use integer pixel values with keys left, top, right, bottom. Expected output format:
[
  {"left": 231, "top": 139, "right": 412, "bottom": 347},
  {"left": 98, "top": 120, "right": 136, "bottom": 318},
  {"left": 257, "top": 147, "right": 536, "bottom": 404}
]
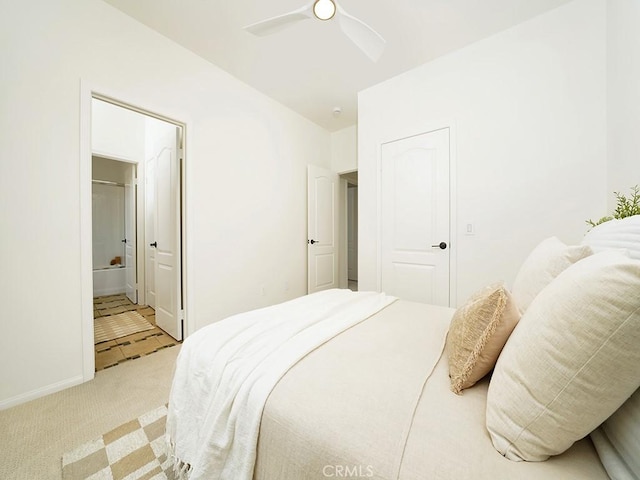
[{"left": 586, "top": 185, "right": 639, "bottom": 230}]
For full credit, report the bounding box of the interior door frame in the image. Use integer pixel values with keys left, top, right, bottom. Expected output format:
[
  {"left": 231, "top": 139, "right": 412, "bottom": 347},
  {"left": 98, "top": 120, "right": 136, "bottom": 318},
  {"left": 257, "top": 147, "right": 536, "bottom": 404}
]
[
  {"left": 79, "top": 80, "right": 191, "bottom": 382},
  {"left": 123, "top": 161, "right": 138, "bottom": 304},
  {"left": 346, "top": 182, "right": 358, "bottom": 283},
  {"left": 375, "top": 121, "right": 458, "bottom": 307}
]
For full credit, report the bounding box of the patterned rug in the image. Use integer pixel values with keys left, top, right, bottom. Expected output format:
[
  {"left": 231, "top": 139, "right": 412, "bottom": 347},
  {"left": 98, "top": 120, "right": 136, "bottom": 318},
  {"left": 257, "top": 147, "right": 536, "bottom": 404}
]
[
  {"left": 95, "top": 311, "right": 155, "bottom": 344},
  {"left": 62, "top": 405, "right": 176, "bottom": 479}
]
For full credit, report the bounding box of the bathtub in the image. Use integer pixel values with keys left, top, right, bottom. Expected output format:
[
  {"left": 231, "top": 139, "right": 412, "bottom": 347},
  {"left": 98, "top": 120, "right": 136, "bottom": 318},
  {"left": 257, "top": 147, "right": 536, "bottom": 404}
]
[{"left": 93, "top": 265, "right": 126, "bottom": 297}]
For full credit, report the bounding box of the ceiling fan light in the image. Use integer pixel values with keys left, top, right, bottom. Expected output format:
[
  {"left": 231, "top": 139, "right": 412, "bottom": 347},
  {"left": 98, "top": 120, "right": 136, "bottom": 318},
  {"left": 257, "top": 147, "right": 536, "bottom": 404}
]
[{"left": 313, "top": 0, "right": 336, "bottom": 21}]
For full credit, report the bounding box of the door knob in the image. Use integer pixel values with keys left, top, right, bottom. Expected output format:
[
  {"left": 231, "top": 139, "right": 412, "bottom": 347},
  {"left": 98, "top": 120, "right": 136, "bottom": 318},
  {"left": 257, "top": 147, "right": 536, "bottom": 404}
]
[
  {"left": 150, "top": 242, "right": 157, "bottom": 248},
  {"left": 431, "top": 242, "right": 447, "bottom": 250},
  {"left": 309, "top": 239, "right": 319, "bottom": 245}
]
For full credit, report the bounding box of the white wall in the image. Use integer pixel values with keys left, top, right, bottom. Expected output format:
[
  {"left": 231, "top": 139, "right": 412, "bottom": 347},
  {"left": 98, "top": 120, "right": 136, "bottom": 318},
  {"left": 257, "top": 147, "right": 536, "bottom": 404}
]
[
  {"left": 92, "top": 98, "right": 146, "bottom": 162},
  {"left": 331, "top": 126, "right": 358, "bottom": 288},
  {"left": 0, "top": 0, "right": 330, "bottom": 408},
  {"left": 607, "top": 0, "right": 640, "bottom": 208},
  {"left": 331, "top": 125, "right": 358, "bottom": 173},
  {"left": 358, "top": 0, "right": 607, "bottom": 305}
]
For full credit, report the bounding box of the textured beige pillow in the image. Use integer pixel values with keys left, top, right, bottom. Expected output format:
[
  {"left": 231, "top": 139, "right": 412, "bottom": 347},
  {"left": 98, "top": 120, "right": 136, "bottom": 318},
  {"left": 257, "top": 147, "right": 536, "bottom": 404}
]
[
  {"left": 446, "top": 284, "right": 521, "bottom": 395},
  {"left": 512, "top": 236, "right": 592, "bottom": 312},
  {"left": 486, "top": 250, "right": 640, "bottom": 462}
]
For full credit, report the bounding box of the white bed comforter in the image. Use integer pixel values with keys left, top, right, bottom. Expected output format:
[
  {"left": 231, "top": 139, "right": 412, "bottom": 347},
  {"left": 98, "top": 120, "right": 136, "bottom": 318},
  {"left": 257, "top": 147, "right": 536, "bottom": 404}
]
[{"left": 166, "top": 289, "right": 396, "bottom": 480}]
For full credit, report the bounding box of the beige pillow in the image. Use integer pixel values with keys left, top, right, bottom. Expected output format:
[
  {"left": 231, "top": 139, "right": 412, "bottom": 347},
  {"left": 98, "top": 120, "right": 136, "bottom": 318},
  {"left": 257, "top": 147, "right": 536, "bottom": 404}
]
[
  {"left": 446, "top": 284, "right": 521, "bottom": 395},
  {"left": 486, "top": 250, "right": 640, "bottom": 461},
  {"left": 512, "top": 236, "right": 592, "bottom": 312}
]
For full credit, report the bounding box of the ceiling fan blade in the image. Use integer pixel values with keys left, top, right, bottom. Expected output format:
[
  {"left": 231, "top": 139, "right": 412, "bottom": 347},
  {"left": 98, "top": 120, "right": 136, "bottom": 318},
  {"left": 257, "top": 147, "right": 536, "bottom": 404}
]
[
  {"left": 244, "top": 3, "right": 314, "bottom": 37},
  {"left": 336, "top": 5, "right": 386, "bottom": 62}
]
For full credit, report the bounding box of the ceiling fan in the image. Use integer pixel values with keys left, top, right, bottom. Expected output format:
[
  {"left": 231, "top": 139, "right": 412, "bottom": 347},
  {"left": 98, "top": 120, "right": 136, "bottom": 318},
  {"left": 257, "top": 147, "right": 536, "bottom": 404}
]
[{"left": 244, "top": 0, "right": 386, "bottom": 62}]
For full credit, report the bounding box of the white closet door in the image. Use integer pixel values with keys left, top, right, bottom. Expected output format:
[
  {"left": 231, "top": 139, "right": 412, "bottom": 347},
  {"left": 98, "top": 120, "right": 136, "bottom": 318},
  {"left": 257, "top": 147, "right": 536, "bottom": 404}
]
[{"left": 380, "top": 128, "right": 450, "bottom": 306}]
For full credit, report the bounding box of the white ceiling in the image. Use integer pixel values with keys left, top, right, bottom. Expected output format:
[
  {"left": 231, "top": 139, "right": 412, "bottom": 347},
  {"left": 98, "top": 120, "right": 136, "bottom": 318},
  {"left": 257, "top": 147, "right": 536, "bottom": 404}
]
[{"left": 102, "top": 0, "right": 573, "bottom": 132}]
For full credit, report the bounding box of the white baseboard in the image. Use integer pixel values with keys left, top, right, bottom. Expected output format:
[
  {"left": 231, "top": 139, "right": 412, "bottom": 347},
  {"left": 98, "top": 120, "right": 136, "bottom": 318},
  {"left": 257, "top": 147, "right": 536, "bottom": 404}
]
[{"left": 0, "top": 375, "right": 85, "bottom": 411}]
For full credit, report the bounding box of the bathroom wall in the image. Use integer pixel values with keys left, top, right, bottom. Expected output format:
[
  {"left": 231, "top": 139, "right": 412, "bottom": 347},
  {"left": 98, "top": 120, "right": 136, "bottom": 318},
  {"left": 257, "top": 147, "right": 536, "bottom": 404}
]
[
  {"left": 92, "top": 182, "right": 125, "bottom": 270},
  {"left": 92, "top": 157, "right": 132, "bottom": 296}
]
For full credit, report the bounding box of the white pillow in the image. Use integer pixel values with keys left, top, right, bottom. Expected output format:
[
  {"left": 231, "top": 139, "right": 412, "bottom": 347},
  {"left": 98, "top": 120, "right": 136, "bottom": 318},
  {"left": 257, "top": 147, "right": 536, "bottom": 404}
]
[
  {"left": 582, "top": 214, "right": 640, "bottom": 260},
  {"left": 591, "top": 388, "right": 640, "bottom": 480},
  {"left": 511, "top": 236, "right": 592, "bottom": 312},
  {"left": 486, "top": 249, "right": 640, "bottom": 461}
]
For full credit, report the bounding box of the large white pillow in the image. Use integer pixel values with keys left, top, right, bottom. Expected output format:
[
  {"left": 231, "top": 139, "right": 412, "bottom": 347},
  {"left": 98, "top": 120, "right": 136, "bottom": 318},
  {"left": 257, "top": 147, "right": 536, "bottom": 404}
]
[
  {"left": 486, "top": 249, "right": 640, "bottom": 462},
  {"left": 591, "top": 382, "right": 640, "bottom": 479},
  {"left": 511, "top": 236, "right": 592, "bottom": 312},
  {"left": 582, "top": 214, "right": 640, "bottom": 260}
]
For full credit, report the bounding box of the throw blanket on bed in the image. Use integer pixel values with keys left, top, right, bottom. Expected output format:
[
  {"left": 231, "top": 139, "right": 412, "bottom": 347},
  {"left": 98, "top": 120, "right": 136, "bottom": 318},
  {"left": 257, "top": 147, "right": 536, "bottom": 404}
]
[{"left": 166, "top": 289, "right": 397, "bottom": 480}]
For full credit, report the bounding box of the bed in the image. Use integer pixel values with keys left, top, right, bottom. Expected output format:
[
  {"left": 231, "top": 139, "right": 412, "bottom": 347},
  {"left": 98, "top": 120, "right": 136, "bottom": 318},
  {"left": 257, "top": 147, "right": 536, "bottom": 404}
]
[{"left": 166, "top": 215, "right": 640, "bottom": 480}]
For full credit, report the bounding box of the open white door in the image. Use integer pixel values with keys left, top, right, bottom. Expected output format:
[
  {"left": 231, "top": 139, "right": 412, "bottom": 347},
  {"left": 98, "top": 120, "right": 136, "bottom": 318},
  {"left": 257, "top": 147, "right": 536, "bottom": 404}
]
[
  {"left": 124, "top": 164, "right": 137, "bottom": 303},
  {"left": 147, "top": 118, "right": 182, "bottom": 340},
  {"left": 380, "top": 128, "right": 450, "bottom": 306},
  {"left": 308, "top": 165, "right": 339, "bottom": 293},
  {"left": 145, "top": 153, "right": 156, "bottom": 309}
]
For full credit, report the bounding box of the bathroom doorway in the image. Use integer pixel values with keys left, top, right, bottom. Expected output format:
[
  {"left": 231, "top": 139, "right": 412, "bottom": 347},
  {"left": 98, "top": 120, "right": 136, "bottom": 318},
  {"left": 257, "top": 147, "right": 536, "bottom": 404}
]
[
  {"left": 88, "top": 96, "right": 185, "bottom": 372},
  {"left": 91, "top": 157, "right": 135, "bottom": 300},
  {"left": 339, "top": 171, "right": 358, "bottom": 291}
]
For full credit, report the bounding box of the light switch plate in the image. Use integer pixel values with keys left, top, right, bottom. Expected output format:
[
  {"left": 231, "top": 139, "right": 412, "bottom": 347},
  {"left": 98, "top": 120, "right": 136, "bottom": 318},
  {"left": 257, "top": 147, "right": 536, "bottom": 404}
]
[{"left": 465, "top": 223, "right": 475, "bottom": 235}]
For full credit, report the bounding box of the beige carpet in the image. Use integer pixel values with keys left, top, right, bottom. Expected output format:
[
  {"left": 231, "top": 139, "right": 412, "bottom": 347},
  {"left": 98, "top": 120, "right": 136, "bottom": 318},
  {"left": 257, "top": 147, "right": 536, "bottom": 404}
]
[
  {"left": 95, "top": 311, "right": 154, "bottom": 344},
  {"left": 0, "top": 345, "right": 180, "bottom": 480},
  {"left": 62, "top": 405, "right": 175, "bottom": 479}
]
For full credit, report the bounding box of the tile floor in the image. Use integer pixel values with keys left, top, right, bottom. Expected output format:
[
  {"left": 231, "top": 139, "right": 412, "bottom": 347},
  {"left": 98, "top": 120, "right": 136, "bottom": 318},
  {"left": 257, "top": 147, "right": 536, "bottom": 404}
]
[{"left": 93, "top": 294, "right": 179, "bottom": 371}]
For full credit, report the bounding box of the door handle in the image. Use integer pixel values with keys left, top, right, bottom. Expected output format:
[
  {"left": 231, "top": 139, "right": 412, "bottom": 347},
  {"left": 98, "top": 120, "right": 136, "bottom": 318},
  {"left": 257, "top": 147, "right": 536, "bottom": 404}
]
[
  {"left": 431, "top": 242, "right": 447, "bottom": 250},
  {"left": 121, "top": 239, "right": 126, "bottom": 243},
  {"left": 308, "top": 239, "right": 319, "bottom": 245},
  {"left": 150, "top": 242, "right": 157, "bottom": 248}
]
